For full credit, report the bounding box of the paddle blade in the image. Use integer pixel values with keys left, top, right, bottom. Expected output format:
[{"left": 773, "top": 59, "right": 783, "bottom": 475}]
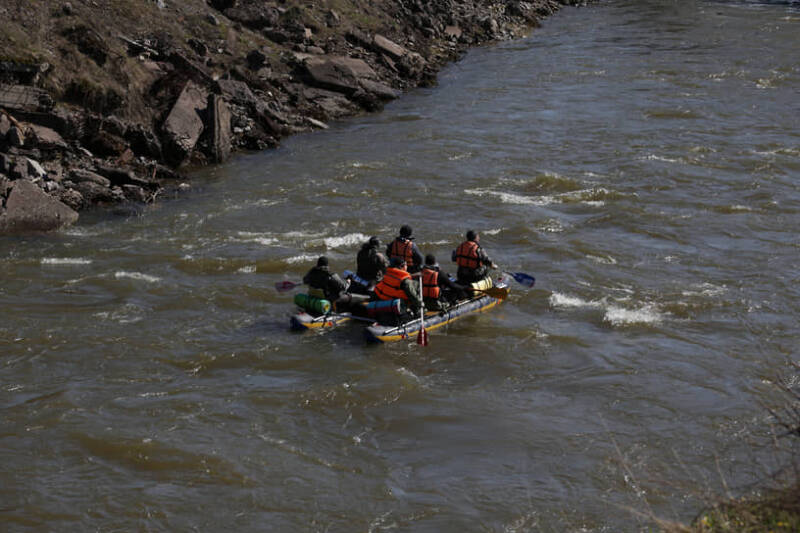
[
  {"left": 416, "top": 326, "right": 428, "bottom": 346},
  {"left": 509, "top": 272, "right": 536, "bottom": 288},
  {"left": 275, "top": 280, "right": 299, "bottom": 292},
  {"left": 484, "top": 286, "right": 510, "bottom": 300}
]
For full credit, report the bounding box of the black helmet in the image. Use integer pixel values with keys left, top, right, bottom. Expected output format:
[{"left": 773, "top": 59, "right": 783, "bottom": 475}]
[
  {"left": 389, "top": 257, "right": 406, "bottom": 268},
  {"left": 317, "top": 256, "right": 329, "bottom": 267},
  {"left": 399, "top": 225, "right": 412, "bottom": 238},
  {"left": 466, "top": 230, "right": 477, "bottom": 241},
  {"left": 425, "top": 254, "right": 436, "bottom": 266},
  {"left": 368, "top": 236, "right": 381, "bottom": 247}
]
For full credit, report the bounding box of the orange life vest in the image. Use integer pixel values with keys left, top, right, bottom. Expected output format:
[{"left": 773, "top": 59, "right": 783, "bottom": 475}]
[
  {"left": 389, "top": 238, "right": 416, "bottom": 268},
  {"left": 455, "top": 240, "right": 481, "bottom": 270},
  {"left": 374, "top": 267, "right": 411, "bottom": 301},
  {"left": 421, "top": 267, "right": 440, "bottom": 299}
]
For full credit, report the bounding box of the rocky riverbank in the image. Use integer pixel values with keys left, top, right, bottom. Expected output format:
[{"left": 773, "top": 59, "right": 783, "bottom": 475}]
[{"left": 0, "top": 0, "right": 583, "bottom": 234}]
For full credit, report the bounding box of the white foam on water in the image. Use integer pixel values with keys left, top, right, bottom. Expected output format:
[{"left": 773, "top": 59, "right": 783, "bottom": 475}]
[
  {"left": 643, "top": 154, "right": 682, "bottom": 164},
  {"left": 237, "top": 265, "right": 257, "bottom": 274},
  {"left": 483, "top": 228, "right": 503, "bottom": 235},
  {"left": 464, "top": 188, "right": 554, "bottom": 205},
  {"left": 41, "top": 257, "right": 92, "bottom": 265},
  {"left": 323, "top": 232, "right": 368, "bottom": 249},
  {"left": 604, "top": 304, "right": 664, "bottom": 326},
  {"left": 549, "top": 292, "right": 604, "bottom": 310},
  {"left": 114, "top": 271, "right": 162, "bottom": 283},
  {"left": 587, "top": 254, "right": 617, "bottom": 265},
  {"left": 285, "top": 254, "right": 317, "bottom": 264},
  {"left": 681, "top": 283, "right": 727, "bottom": 298},
  {"left": 235, "top": 232, "right": 279, "bottom": 246}
]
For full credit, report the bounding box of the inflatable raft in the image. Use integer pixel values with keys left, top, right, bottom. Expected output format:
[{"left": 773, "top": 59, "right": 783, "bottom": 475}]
[{"left": 363, "top": 281, "right": 508, "bottom": 343}]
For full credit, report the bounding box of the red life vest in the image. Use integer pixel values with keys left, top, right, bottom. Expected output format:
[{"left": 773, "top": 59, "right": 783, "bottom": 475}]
[
  {"left": 421, "top": 267, "right": 440, "bottom": 299},
  {"left": 455, "top": 240, "right": 480, "bottom": 269},
  {"left": 389, "top": 238, "right": 416, "bottom": 268},
  {"left": 374, "top": 267, "right": 411, "bottom": 301}
]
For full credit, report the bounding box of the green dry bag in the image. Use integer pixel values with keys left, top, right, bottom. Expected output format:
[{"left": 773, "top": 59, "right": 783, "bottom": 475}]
[{"left": 294, "top": 293, "right": 332, "bottom": 314}]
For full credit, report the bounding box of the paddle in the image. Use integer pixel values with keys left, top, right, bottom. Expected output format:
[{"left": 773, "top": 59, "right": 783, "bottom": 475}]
[
  {"left": 275, "top": 280, "right": 302, "bottom": 292},
  {"left": 475, "top": 286, "right": 510, "bottom": 300},
  {"left": 417, "top": 274, "right": 428, "bottom": 346},
  {"left": 502, "top": 271, "right": 536, "bottom": 288}
]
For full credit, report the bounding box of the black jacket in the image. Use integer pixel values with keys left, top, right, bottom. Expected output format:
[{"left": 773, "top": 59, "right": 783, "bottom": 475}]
[
  {"left": 356, "top": 244, "right": 389, "bottom": 282},
  {"left": 303, "top": 265, "right": 347, "bottom": 300}
]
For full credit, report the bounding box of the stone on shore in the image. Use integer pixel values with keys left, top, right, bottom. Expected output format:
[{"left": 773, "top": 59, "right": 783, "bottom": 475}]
[
  {"left": 207, "top": 94, "right": 232, "bottom": 163},
  {"left": 162, "top": 81, "right": 208, "bottom": 165},
  {"left": 0, "top": 179, "right": 78, "bottom": 234}
]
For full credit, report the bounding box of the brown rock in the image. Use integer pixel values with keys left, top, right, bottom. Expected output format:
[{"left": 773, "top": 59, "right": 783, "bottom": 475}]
[{"left": 0, "top": 179, "right": 79, "bottom": 234}]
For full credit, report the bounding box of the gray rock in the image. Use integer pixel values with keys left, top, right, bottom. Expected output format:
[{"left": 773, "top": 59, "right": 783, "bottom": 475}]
[
  {"left": 69, "top": 168, "right": 111, "bottom": 187},
  {"left": 372, "top": 34, "right": 406, "bottom": 60},
  {"left": 0, "top": 112, "right": 11, "bottom": 138},
  {"left": 303, "top": 55, "right": 377, "bottom": 95},
  {"left": 208, "top": 94, "right": 232, "bottom": 163},
  {"left": 122, "top": 184, "right": 149, "bottom": 203},
  {"left": 162, "top": 81, "right": 207, "bottom": 165},
  {"left": 8, "top": 126, "right": 25, "bottom": 147},
  {"left": 58, "top": 187, "right": 84, "bottom": 210},
  {"left": 26, "top": 158, "right": 47, "bottom": 179},
  {"left": 0, "top": 179, "right": 79, "bottom": 234},
  {"left": 27, "top": 123, "right": 68, "bottom": 150},
  {"left": 71, "top": 180, "right": 113, "bottom": 204}
]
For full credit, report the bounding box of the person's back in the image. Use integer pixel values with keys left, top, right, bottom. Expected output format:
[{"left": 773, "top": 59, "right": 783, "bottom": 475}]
[
  {"left": 374, "top": 258, "right": 421, "bottom": 310},
  {"left": 422, "top": 254, "right": 466, "bottom": 310},
  {"left": 452, "top": 230, "right": 497, "bottom": 285},
  {"left": 386, "top": 225, "right": 423, "bottom": 274},
  {"left": 303, "top": 256, "right": 347, "bottom": 301},
  {"left": 356, "top": 236, "right": 388, "bottom": 285}
]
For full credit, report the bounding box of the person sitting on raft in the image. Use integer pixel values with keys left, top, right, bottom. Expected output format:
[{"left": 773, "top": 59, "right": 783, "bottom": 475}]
[
  {"left": 421, "top": 254, "right": 467, "bottom": 311},
  {"left": 303, "top": 256, "right": 348, "bottom": 302},
  {"left": 386, "top": 225, "right": 424, "bottom": 275},
  {"left": 373, "top": 257, "right": 422, "bottom": 313},
  {"left": 353, "top": 236, "right": 389, "bottom": 293},
  {"left": 452, "top": 230, "right": 498, "bottom": 285}
]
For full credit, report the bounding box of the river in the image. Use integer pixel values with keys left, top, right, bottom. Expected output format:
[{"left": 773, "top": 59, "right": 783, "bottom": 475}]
[{"left": 2, "top": 0, "right": 799, "bottom": 530}]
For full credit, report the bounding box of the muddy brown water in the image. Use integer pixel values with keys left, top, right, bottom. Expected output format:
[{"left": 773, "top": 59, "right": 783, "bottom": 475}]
[{"left": 2, "top": 1, "right": 800, "bottom": 530}]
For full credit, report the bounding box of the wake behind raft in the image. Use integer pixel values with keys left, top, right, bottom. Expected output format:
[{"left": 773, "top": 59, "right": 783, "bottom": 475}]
[{"left": 288, "top": 275, "right": 512, "bottom": 343}]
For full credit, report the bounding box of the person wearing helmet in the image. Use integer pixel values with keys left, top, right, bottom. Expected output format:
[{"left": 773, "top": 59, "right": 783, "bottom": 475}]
[
  {"left": 303, "top": 256, "right": 348, "bottom": 301},
  {"left": 452, "top": 230, "right": 498, "bottom": 285},
  {"left": 386, "top": 225, "right": 424, "bottom": 274}
]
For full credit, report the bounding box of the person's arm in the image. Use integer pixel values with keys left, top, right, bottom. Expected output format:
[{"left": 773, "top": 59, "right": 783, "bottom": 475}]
[
  {"left": 376, "top": 252, "right": 389, "bottom": 272},
  {"left": 302, "top": 269, "right": 312, "bottom": 284},
  {"left": 412, "top": 243, "right": 424, "bottom": 268},
  {"left": 479, "top": 247, "right": 498, "bottom": 269},
  {"left": 401, "top": 278, "right": 422, "bottom": 310},
  {"left": 330, "top": 273, "right": 348, "bottom": 294}
]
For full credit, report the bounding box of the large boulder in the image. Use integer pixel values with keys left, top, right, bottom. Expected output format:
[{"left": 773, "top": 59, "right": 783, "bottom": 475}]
[
  {"left": 162, "top": 81, "right": 208, "bottom": 165},
  {"left": 302, "top": 55, "right": 377, "bottom": 95},
  {"left": 0, "top": 179, "right": 78, "bottom": 234}
]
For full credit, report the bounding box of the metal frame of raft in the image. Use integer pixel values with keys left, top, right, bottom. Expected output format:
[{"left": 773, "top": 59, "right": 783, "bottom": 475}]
[
  {"left": 363, "top": 288, "right": 504, "bottom": 343},
  {"left": 290, "top": 282, "right": 509, "bottom": 340}
]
